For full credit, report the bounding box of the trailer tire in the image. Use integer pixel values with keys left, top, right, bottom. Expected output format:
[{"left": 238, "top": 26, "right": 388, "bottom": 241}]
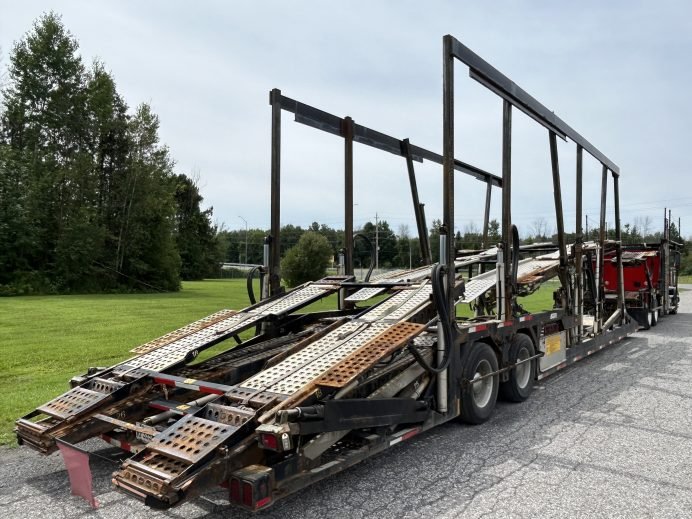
[
  {"left": 645, "top": 309, "right": 652, "bottom": 329},
  {"left": 500, "top": 333, "right": 535, "bottom": 403},
  {"left": 460, "top": 342, "right": 499, "bottom": 425},
  {"left": 651, "top": 309, "right": 658, "bottom": 326},
  {"left": 633, "top": 308, "right": 650, "bottom": 330}
]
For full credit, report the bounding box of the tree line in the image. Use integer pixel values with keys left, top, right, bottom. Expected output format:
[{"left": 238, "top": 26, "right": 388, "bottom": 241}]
[
  {"left": 1, "top": 14, "right": 687, "bottom": 295},
  {"left": 0, "top": 13, "right": 219, "bottom": 294}
]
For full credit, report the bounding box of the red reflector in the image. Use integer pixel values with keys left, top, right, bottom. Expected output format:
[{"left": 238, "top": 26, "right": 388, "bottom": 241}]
[
  {"left": 256, "top": 496, "right": 271, "bottom": 508},
  {"left": 260, "top": 433, "right": 278, "bottom": 450},
  {"left": 242, "top": 481, "right": 253, "bottom": 507},
  {"left": 402, "top": 428, "right": 420, "bottom": 441},
  {"left": 230, "top": 478, "right": 241, "bottom": 503}
]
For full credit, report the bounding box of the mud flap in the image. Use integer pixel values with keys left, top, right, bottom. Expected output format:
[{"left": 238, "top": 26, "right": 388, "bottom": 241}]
[{"left": 56, "top": 440, "right": 99, "bottom": 509}]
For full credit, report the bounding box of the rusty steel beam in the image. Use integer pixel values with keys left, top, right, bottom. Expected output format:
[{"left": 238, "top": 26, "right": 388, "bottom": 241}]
[
  {"left": 403, "top": 138, "right": 432, "bottom": 265},
  {"left": 447, "top": 36, "right": 619, "bottom": 175},
  {"left": 442, "top": 34, "right": 456, "bottom": 310},
  {"left": 482, "top": 181, "right": 492, "bottom": 249},
  {"left": 501, "top": 100, "right": 513, "bottom": 319},
  {"left": 575, "top": 145, "right": 584, "bottom": 341},
  {"left": 343, "top": 116, "right": 354, "bottom": 276},
  {"left": 274, "top": 92, "right": 502, "bottom": 187},
  {"left": 269, "top": 88, "right": 282, "bottom": 296}
]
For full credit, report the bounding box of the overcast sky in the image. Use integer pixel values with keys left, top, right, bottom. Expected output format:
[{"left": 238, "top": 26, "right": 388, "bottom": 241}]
[{"left": 2, "top": 1, "right": 691, "bottom": 240}]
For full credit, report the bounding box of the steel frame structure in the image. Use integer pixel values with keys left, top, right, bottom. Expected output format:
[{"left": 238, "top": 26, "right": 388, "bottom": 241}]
[
  {"left": 442, "top": 35, "right": 628, "bottom": 334},
  {"left": 15, "top": 36, "right": 654, "bottom": 514},
  {"left": 267, "top": 89, "right": 501, "bottom": 295}
]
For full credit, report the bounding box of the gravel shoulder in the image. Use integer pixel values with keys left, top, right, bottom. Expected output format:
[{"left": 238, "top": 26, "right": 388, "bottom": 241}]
[{"left": 2, "top": 289, "right": 692, "bottom": 518}]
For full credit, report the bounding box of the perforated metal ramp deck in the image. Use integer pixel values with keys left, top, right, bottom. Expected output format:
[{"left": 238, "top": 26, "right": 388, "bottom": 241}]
[
  {"left": 113, "top": 281, "right": 342, "bottom": 376},
  {"left": 345, "top": 266, "right": 432, "bottom": 302},
  {"left": 111, "top": 281, "right": 435, "bottom": 502},
  {"left": 131, "top": 309, "right": 238, "bottom": 355},
  {"left": 460, "top": 258, "right": 560, "bottom": 304},
  {"left": 16, "top": 280, "right": 344, "bottom": 453},
  {"left": 37, "top": 387, "right": 110, "bottom": 420},
  {"left": 241, "top": 284, "right": 432, "bottom": 396}
]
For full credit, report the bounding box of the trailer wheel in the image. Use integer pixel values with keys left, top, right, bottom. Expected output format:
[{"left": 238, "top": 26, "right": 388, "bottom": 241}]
[
  {"left": 500, "top": 333, "right": 535, "bottom": 403},
  {"left": 651, "top": 309, "right": 658, "bottom": 326},
  {"left": 460, "top": 342, "right": 499, "bottom": 425},
  {"left": 633, "top": 308, "right": 651, "bottom": 330}
]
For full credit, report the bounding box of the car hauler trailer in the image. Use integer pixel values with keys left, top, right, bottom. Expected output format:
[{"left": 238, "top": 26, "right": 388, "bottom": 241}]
[
  {"left": 16, "top": 36, "right": 644, "bottom": 512},
  {"left": 601, "top": 210, "right": 682, "bottom": 329}
]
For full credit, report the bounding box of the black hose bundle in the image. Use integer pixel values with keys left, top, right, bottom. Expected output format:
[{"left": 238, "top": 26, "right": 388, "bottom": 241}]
[
  {"left": 408, "top": 263, "right": 454, "bottom": 374},
  {"left": 246, "top": 265, "right": 264, "bottom": 305}
]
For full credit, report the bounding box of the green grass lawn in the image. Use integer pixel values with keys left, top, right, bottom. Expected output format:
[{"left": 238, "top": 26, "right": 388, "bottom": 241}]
[
  {"left": 0, "top": 279, "right": 333, "bottom": 446},
  {"left": 0, "top": 278, "right": 558, "bottom": 446},
  {"left": 679, "top": 275, "right": 692, "bottom": 285}
]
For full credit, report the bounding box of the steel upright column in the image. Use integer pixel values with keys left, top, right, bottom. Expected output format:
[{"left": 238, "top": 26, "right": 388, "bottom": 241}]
[
  {"left": 613, "top": 172, "right": 626, "bottom": 322},
  {"left": 343, "top": 116, "right": 354, "bottom": 276},
  {"left": 501, "top": 100, "right": 513, "bottom": 319},
  {"left": 269, "top": 88, "right": 282, "bottom": 296},
  {"left": 442, "top": 35, "right": 455, "bottom": 310},
  {"left": 482, "top": 181, "right": 492, "bottom": 249},
  {"left": 549, "top": 131, "right": 570, "bottom": 313},
  {"left": 575, "top": 145, "right": 584, "bottom": 340},
  {"left": 403, "top": 138, "right": 432, "bottom": 265},
  {"left": 598, "top": 164, "right": 608, "bottom": 323}
]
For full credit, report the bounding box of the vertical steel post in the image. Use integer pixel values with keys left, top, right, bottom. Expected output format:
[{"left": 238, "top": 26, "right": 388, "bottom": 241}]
[
  {"left": 613, "top": 173, "right": 626, "bottom": 323},
  {"left": 482, "top": 181, "right": 492, "bottom": 249},
  {"left": 442, "top": 36, "right": 455, "bottom": 311},
  {"left": 440, "top": 35, "right": 455, "bottom": 416},
  {"left": 501, "top": 100, "right": 513, "bottom": 319},
  {"left": 343, "top": 117, "right": 354, "bottom": 276},
  {"left": 403, "top": 139, "right": 432, "bottom": 265},
  {"left": 663, "top": 208, "right": 670, "bottom": 314},
  {"left": 575, "top": 145, "right": 584, "bottom": 341},
  {"left": 598, "top": 164, "right": 608, "bottom": 325},
  {"left": 549, "top": 131, "right": 570, "bottom": 315},
  {"left": 269, "top": 88, "right": 282, "bottom": 296}
]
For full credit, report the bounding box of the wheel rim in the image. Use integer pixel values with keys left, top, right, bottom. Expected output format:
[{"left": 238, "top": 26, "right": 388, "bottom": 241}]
[
  {"left": 647, "top": 311, "right": 652, "bottom": 326},
  {"left": 515, "top": 347, "right": 531, "bottom": 389},
  {"left": 472, "top": 359, "right": 494, "bottom": 408}
]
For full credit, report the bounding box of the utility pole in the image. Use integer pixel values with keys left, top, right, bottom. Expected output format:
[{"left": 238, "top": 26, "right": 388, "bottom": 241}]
[
  {"left": 238, "top": 215, "right": 248, "bottom": 264},
  {"left": 586, "top": 214, "right": 589, "bottom": 240},
  {"left": 375, "top": 212, "right": 379, "bottom": 271}
]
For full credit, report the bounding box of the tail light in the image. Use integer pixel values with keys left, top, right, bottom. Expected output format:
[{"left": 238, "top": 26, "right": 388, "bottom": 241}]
[
  {"left": 256, "top": 423, "right": 292, "bottom": 452},
  {"left": 227, "top": 465, "right": 273, "bottom": 511}
]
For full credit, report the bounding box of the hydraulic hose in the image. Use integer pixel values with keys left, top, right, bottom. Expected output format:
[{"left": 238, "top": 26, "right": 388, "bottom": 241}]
[
  {"left": 246, "top": 265, "right": 263, "bottom": 305},
  {"left": 408, "top": 263, "right": 453, "bottom": 374},
  {"left": 354, "top": 232, "right": 376, "bottom": 282},
  {"left": 511, "top": 224, "right": 520, "bottom": 294}
]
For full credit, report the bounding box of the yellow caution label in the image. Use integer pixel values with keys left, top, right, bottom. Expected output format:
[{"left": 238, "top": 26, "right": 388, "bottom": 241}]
[
  {"left": 183, "top": 378, "right": 196, "bottom": 385},
  {"left": 177, "top": 404, "right": 191, "bottom": 411},
  {"left": 545, "top": 335, "right": 562, "bottom": 355}
]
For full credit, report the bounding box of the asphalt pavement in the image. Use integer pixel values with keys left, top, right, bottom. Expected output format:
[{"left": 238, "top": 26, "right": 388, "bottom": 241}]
[{"left": 2, "top": 288, "right": 692, "bottom": 518}]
